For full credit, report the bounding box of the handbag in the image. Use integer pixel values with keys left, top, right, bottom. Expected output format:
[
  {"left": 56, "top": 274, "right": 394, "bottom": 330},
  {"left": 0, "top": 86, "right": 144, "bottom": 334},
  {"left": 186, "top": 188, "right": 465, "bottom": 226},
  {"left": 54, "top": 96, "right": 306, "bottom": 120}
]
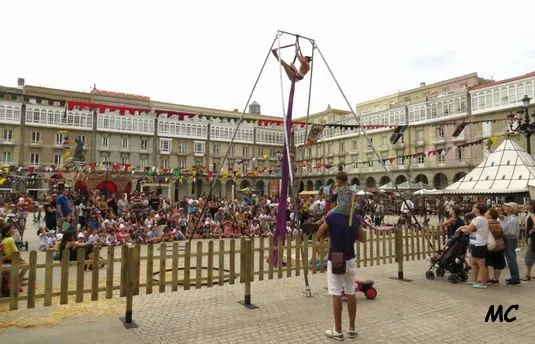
[
  {"left": 494, "top": 237, "right": 505, "bottom": 251},
  {"left": 357, "top": 227, "right": 366, "bottom": 243},
  {"left": 487, "top": 232, "right": 496, "bottom": 251},
  {"left": 331, "top": 252, "right": 346, "bottom": 275}
]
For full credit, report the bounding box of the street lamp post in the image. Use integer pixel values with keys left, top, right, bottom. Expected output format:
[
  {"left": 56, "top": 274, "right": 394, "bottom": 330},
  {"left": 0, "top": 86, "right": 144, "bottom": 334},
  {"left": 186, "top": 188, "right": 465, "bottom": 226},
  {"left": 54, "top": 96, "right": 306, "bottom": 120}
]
[{"left": 508, "top": 95, "right": 535, "bottom": 155}]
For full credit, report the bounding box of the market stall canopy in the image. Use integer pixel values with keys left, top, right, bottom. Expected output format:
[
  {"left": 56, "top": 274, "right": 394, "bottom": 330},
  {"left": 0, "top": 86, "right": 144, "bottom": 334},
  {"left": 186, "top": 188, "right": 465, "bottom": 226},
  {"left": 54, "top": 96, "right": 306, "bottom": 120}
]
[
  {"left": 379, "top": 181, "right": 433, "bottom": 191},
  {"left": 299, "top": 190, "right": 318, "bottom": 196},
  {"left": 441, "top": 139, "right": 535, "bottom": 195},
  {"left": 356, "top": 190, "right": 373, "bottom": 196},
  {"left": 413, "top": 188, "right": 440, "bottom": 195},
  {"left": 349, "top": 184, "right": 364, "bottom": 192},
  {"left": 239, "top": 186, "right": 256, "bottom": 194}
]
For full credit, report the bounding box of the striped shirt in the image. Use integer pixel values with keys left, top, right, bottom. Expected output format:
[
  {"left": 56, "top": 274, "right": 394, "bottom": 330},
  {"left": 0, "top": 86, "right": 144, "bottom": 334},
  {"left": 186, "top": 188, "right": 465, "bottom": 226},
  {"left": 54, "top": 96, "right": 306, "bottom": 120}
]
[{"left": 487, "top": 219, "right": 504, "bottom": 239}]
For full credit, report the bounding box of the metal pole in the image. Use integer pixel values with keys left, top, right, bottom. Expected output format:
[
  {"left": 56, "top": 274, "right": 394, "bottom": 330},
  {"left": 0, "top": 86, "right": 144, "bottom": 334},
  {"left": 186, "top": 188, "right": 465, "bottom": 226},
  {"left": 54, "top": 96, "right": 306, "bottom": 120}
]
[
  {"left": 277, "top": 30, "right": 315, "bottom": 44},
  {"left": 526, "top": 106, "right": 531, "bottom": 155},
  {"left": 396, "top": 229, "right": 404, "bottom": 280},
  {"left": 187, "top": 33, "right": 280, "bottom": 244}
]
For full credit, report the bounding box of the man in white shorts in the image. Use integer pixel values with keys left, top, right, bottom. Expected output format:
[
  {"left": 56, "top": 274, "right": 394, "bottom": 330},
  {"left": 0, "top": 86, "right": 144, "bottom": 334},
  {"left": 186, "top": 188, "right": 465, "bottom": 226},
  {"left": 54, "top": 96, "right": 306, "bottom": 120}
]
[{"left": 316, "top": 197, "right": 362, "bottom": 341}]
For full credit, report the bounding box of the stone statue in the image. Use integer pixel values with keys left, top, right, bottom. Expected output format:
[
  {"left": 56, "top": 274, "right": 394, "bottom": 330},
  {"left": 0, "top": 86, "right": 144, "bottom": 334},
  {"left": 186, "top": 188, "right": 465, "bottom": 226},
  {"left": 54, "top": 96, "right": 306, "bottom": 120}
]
[{"left": 74, "top": 137, "right": 85, "bottom": 162}]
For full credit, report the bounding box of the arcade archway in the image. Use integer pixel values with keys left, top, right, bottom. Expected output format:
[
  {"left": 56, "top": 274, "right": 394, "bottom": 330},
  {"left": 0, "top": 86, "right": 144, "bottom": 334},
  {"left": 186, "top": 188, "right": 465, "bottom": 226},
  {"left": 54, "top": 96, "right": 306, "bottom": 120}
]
[
  {"left": 433, "top": 173, "right": 448, "bottom": 189},
  {"left": 414, "top": 174, "right": 429, "bottom": 184},
  {"left": 395, "top": 175, "right": 407, "bottom": 185},
  {"left": 453, "top": 172, "right": 466, "bottom": 183}
]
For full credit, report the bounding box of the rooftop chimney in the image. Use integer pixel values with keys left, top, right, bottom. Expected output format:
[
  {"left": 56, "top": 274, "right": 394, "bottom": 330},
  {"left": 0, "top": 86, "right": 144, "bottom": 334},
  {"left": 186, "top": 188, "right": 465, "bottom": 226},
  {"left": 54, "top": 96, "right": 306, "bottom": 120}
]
[
  {"left": 419, "top": 82, "right": 426, "bottom": 87},
  {"left": 17, "top": 78, "right": 25, "bottom": 89}
]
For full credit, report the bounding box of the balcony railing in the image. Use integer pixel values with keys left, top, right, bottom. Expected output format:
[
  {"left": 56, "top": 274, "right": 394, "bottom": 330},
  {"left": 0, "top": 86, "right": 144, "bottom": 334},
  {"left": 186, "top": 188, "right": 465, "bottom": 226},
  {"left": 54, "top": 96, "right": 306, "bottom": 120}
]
[{"left": 0, "top": 139, "right": 15, "bottom": 145}]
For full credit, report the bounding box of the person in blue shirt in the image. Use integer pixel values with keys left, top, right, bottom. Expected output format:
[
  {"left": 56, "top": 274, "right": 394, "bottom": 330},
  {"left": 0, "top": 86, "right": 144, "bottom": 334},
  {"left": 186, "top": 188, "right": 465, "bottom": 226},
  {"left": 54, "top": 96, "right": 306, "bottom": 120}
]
[
  {"left": 316, "top": 211, "right": 362, "bottom": 341},
  {"left": 55, "top": 189, "right": 73, "bottom": 232}
]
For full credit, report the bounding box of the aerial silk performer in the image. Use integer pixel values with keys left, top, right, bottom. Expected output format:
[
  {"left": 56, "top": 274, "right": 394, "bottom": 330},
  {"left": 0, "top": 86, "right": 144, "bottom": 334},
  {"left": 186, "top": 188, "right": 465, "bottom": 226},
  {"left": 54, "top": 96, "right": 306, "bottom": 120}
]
[{"left": 270, "top": 42, "right": 312, "bottom": 266}]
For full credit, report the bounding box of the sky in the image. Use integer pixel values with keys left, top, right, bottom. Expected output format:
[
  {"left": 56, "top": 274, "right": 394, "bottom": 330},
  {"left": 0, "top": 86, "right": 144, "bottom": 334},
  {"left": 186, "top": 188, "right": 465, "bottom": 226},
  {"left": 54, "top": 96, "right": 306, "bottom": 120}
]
[{"left": 2, "top": 0, "right": 535, "bottom": 117}]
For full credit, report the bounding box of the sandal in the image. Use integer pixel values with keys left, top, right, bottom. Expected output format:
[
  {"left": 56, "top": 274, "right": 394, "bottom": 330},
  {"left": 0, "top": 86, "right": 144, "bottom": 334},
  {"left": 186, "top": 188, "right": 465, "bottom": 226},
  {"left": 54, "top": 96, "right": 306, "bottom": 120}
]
[{"left": 521, "top": 276, "right": 531, "bottom": 281}]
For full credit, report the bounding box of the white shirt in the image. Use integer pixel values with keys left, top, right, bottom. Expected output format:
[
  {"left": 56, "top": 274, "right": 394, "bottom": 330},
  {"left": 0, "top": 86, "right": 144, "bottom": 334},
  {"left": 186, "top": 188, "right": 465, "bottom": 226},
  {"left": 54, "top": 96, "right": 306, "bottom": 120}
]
[
  {"left": 87, "top": 234, "right": 99, "bottom": 244},
  {"left": 400, "top": 200, "right": 414, "bottom": 213},
  {"left": 470, "top": 216, "right": 489, "bottom": 246}
]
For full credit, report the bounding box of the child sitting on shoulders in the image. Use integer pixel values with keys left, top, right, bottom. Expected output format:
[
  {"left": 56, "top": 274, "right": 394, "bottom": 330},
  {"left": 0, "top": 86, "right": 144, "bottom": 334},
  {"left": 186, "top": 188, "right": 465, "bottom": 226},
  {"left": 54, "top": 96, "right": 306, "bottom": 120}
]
[{"left": 326, "top": 171, "right": 354, "bottom": 218}]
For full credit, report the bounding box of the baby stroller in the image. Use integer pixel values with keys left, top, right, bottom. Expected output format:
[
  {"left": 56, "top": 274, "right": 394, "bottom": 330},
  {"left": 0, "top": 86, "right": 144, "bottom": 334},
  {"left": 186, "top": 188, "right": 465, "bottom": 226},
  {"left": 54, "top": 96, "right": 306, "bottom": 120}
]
[{"left": 425, "top": 233, "right": 470, "bottom": 283}]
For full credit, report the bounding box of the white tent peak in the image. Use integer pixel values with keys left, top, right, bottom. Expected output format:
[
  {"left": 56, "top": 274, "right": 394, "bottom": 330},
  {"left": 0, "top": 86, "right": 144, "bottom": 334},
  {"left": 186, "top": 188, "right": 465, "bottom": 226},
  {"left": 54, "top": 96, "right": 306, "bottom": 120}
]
[{"left": 442, "top": 139, "right": 535, "bottom": 194}]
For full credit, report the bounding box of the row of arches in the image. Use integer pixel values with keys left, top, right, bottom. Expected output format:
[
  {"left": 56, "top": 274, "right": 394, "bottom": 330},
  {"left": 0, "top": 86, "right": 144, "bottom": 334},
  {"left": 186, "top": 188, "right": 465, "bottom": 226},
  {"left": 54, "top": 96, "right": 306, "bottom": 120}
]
[
  {"left": 300, "top": 172, "right": 467, "bottom": 191},
  {"left": 71, "top": 178, "right": 267, "bottom": 200}
]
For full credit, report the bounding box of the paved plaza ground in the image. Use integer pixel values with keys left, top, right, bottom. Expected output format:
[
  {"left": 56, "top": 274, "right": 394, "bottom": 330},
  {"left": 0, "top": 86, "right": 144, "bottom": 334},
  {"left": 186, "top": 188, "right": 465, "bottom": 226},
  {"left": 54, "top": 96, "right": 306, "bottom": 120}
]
[
  {"left": 2, "top": 256, "right": 533, "bottom": 344},
  {"left": 1, "top": 215, "right": 533, "bottom": 343}
]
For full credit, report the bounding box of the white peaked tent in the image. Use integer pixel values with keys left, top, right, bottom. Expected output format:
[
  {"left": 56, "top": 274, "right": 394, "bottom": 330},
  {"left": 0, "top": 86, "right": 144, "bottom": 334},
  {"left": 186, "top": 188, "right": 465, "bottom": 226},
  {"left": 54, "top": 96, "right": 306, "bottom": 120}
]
[{"left": 442, "top": 139, "right": 535, "bottom": 194}]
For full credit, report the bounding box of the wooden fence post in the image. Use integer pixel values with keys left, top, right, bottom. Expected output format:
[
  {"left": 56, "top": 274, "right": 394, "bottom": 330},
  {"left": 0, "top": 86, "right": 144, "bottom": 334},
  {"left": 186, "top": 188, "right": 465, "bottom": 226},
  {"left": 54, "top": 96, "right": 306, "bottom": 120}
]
[
  {"left": 120, "top": 247, "right": 138, "bottom": 328},
  {"left": 27, "top": 250, "right": 37, "bottom": 309},
  {"left": 9, "top": 253, "right": 20, "bottom": 311},
  {"left": 238, "top": 239, "right": 257, "bottom": 309}
]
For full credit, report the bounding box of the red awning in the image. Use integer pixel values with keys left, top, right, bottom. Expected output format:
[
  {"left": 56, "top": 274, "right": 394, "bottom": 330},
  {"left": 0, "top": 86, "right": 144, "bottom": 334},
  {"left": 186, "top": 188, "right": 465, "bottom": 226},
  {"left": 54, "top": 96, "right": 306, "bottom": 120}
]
[
  {"left": 153, "top": 109, "right": 196, "bottom": 119},
  {"left": 75, "top": 180, "right": 89, "bottom": 195},
  {"left": 67, "top": 100, "right": 197, "bottom": 119},
  {"left": 67, "top": 100, "right": 150, "bottom": 115},
  {"left": 96, "top": 180, "right": 118, "bottom": 194}
]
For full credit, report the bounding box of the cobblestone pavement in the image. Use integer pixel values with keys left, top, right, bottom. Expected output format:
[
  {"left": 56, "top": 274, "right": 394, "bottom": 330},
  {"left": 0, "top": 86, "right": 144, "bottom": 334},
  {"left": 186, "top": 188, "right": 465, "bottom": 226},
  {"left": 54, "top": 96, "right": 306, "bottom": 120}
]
[{"left": 2, "top": 257, "right": 533, "bottom": 344}]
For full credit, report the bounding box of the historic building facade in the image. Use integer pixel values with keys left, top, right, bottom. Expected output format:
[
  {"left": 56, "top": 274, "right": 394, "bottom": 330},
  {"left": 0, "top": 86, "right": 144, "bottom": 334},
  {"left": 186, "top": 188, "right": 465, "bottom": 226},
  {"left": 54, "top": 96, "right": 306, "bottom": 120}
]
[
  {"left": 294, "top": 72, "right": 535, "bottom": 191},
  {"left": 0, "top": 80, "right": 284, "bottom": 199},
  {"left": 2, "top": 70, "right": 535, "bottom": 198}
]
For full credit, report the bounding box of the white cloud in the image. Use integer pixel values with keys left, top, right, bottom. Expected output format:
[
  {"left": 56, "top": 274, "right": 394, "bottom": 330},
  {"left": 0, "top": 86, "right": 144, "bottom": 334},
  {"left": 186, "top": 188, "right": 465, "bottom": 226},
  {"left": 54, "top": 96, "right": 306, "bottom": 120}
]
[{"left": 1, "top": 0, "right": 534, "bottom": 117}]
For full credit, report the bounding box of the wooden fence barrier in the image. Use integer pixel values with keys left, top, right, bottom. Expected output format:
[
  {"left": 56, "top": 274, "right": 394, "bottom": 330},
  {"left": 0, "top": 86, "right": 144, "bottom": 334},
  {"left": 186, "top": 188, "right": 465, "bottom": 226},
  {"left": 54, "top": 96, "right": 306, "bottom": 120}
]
[{"left": 2, "top": 225, "right": 521, "bottom": 312}]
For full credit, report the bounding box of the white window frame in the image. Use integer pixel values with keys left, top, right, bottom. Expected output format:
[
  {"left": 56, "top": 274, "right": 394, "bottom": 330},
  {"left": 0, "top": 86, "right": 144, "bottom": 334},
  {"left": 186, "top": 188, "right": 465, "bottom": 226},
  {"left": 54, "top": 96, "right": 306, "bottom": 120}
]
[
  {"left": 194, "top": 141, "right": 205, "bottom": 154},
  {"left": 1, "top": 151, "right": 11, "bottom": 163},
  {"left": 102, "top": 136, "right": 109, "bottom": 148},
  {"left": 418, "top": 154, "right": 425, "bottom": 164},
  {"left": 120, "top": 153, "right": 129, "bottom": 165},
  {"left": 178, "top": 160, "right": 186, "bottom": 170},
  {"left": 55, "top": 133, "right": 64, "bottom": 146},
  {"left": 397, "top": 154, "right": 404, "bottom": 166},
  {"left": 54, "top": 153, "right": 62, "bottom": 166},
  {"left": 121, "top": 137, "right": 129, "bottom": 150},
  {"left": 25, "top": 107, "right": 93, "bottom": 129},
  {"left": 101, "top": 152, "right": 110, "bottom": 163},
  {"left": 0, "top": 104, "right": 22, "bottom": 124},
  {"left": 141, "top": 156, "right": 149, "bottom": 168},
  {"left": 437, "top": 152, "right": 445, "bottom": 163},
  {"left": 31, "top": 131, "right": 41, "bottom": 144},
  {"left": 99, "top": 113, "right": 154, "bottom": 134},
  {"left": 161, "top": 158, "right": 169, "bottom": 169},
  {"left": 482, "top": 122, "right": 492, "bottom": 138},
  {"left": 140, "top": 138, "right": 148, "bottom": 151},
  {"left": 178, "top": 143, "right": 186, "bottom": 154},
  {"left": 3, "top": 129, "right": 13, "bottom": 141},
  {"left": 30, "top": 152, "right": 40, "bottom": 165},
  {"left": 416, "top": 130, "right": 424, "bottom": 141},
  {"left": 160, "top": 138, "right": 172, "bottom": 153}
]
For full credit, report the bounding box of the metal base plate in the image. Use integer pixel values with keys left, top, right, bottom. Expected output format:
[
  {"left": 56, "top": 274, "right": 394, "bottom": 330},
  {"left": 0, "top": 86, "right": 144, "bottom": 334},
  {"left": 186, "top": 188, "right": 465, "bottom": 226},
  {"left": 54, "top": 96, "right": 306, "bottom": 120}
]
[
  {"left": 237, "top": 301, "right": 259, "bottom": 309},
  {"left": 120, "top": 317, "right": 139, "bottom": 329},
  {"left": 389, "top": 277, "right": 413, "bottom": 282}
]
